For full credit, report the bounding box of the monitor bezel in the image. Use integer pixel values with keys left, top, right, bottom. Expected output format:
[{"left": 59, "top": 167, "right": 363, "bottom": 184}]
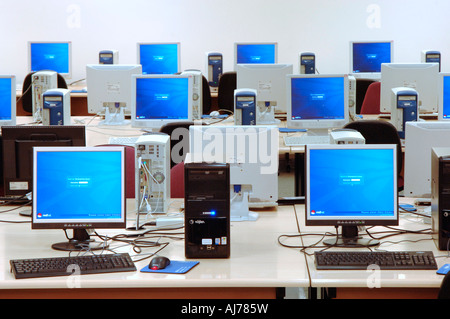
[
  {"left": 233, "top": 42, "right": 278, "bottom": 70},
  {"left": 32, "top": 146, "right": 126, "bottom": 230},
  {"left": 136, "top": 42, "right": 181, "bottom": 75},
  {"left": 130, "top": 74, "right": 194, "bottom": 129},
  {"left": 349, "top": 40, "right": 393, "bottom": 76},
  {"left": 0, "top": 75, "right": 16, "bottom": 126},
  {"left": 286, "top": 74, "right": 350, "bottom": 130},
  {"left": 305, "top": 143, "right": 399, "bottom": 227},
  {"left": 28, "top": 41, "right": 72, "bottom": 78}
]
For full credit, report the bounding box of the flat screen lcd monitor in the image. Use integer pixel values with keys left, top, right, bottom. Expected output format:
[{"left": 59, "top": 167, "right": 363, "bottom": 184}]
[
  {"left": 438, "top": 73, "right": 450, "bottom": 120},
  {"left": 234, "top": 42, "right": 277, "bottom": 70},
  {"left": 350, "top": 41, "right": 393, "bottom": 77},
  {"left": 380, "top": 63, "right": 439, "bottom": 113},
  {"left": 305, "top": 144, "right": 398, "bottom": 246},
  {"left": 32, "top": 146, "right": 126, "bottom": 251},
  {"left": 131, "top": 74, "right": 193, "bottom": 129},
  {"left": 28, "top": 41, "right": 72, "bottom": 78},
  {"left": 0, "top": 75, "right": 16, "bottom": 126},
  {"left": 1, "top": 125, "right": 86, "bottom": 197},
  {"left": 137, "top": 42, "right": 180, "bottom": 74},
  {"left": 236, "top": 63, "right": 293, "bottom": 113},
  {"left": 286, "top": 74, "right": 349, "bottom": 134},
  {"left": 86, "top": 64, "right": 142, "bottom": 114}
]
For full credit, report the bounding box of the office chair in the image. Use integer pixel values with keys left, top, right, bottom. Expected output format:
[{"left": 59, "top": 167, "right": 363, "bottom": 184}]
[
  {"left": 159, "top": 121, "right": 197, "bottom": 168},
  {"left": 217, "top": 71, "right": 236, "bottom": 112},
  {"left": 438, "top": 271, "right": 450, "bottom": 299},
  {"left": 201, "top": 75, "right": 212, "bottom": 115},
  {"left": 355, "top": 79, "right": 376, "bottom": 114},
  {"left": 21, "top": 72, "right": 68, "bottom": 114},
  {"left": 170, "top": 161, "right": 185, "bottom": 198},
  {"left": 359, "top": 81, "right": 381, "bottom": 115},
  {"left": 95, "top": 144, "right": 135, "bottom": 199},
  {"left": 344, "top": 119, "right": 404, "bottom": 190}
]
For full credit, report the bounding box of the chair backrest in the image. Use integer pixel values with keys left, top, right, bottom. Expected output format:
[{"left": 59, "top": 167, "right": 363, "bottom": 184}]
[
  {"left": 95, "top": 144, "right": 135, "bottom": 199},
  {"left": 21, "top": 72, "right": 68, "bottom": 114},
  {"left": 355, "top": 79, "right": 376, "bottom": 114},
  {"left": 201, "top": 75, "right": 212, "bottom": 115},
  {"left": 360, "top": 81, "right": 381, "bottom": 115},
  {"left": 159, "top": 121, "right": 196, "bottom": 168},
  {"left": 217, "top": 71, "right": 236, "bottom": 112},
  {"left": 170, "top": 161, "right": 185, "bottom": 198},
  {"left": 438, "top": 271, "right": 450, "bottom": 299},
  {"left": 344, "top": 120, "right": 403, "bottom": 188}
]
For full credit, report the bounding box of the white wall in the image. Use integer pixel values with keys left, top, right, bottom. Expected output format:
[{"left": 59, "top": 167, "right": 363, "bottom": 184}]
[{"left": 1, "top": 0, "right": 449, "bottom": 86}]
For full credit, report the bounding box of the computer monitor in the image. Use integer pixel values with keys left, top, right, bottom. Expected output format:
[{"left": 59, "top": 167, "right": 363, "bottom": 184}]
[
  {"left": 380, "top": 63, "right": 439, "bottom": 114},
  {"left": 305, "top": 144, "right": 398, "bottom": 247},
  {"left": 349, "top": 40, "right": 393, "bottom": 78},
  {"left": 86, "top": 64, "right": 142, "bottom": 125},
  {"left": 438, "top": 73, "right": 450, "bottom": 120},
  {"left": 404, "top": 121, "right": 450, "bottom": 198},
  {"left": 286, "top": 74, "right": 349, "bottom": 137},
  {"left": 28, "top": 41, "right": 72, "bottom": 78},
  {"left": 188, "top": 125, "right": 278, "bottom": 221},
  {"left": 0, "top": 75, "right": 16, "bottom": 126},
  {"left": 32, "top": 146, "right": 126, "bottom": 251},
  {"left": 236, "top": 63, "right": 293, "bottom": 115},
  {"left": 1, "top": 125, "right": 86, "bottom": 197},
  {"left": 234, "top": 42, "right": 278, "bottom": 70},
  {"left": 137, "top": 42, "right": 180, "bottom": 75},
  {"left": 131, "top": 74, "right": 193, "bottom": 130}
]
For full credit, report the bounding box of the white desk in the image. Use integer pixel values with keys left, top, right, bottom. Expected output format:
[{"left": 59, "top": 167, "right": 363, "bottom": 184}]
[
  {"left": 289, "top": 199, "right": 450, "bottom": 299},
  {"left": 0, "top": 199, "right": 309, "bottom": 299}
]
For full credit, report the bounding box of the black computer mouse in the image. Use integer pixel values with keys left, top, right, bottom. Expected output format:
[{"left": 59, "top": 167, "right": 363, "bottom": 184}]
[{"left": 149, "top": 256, "right": 171, "bottom": 270}]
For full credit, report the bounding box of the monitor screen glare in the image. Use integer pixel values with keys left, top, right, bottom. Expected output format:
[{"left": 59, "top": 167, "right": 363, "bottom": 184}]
[{"left": 30, "top": 42, "right": 71, "bottom": 74}]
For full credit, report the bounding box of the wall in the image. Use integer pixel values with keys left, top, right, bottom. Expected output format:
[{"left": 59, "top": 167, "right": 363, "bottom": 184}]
[{"left": 0, "top": 0, "right": 449, "bottom": 86}]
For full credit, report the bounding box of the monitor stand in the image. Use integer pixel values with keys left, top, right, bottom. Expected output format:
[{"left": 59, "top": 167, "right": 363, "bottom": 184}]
[
  {"left": 230, "top": 189, "right": 258, "bottom": 222},
  {"left": 100, "top": 105, "right": 130, "bottom": 126},
  {"left": 323, "top": 226, "right": 379, "bottom": 247},
  {"left": 257, "top": 101, "right": 280, "bottom": 125},
  {"left": 52, "top": 229, "right": 108, "bottom": 251}
]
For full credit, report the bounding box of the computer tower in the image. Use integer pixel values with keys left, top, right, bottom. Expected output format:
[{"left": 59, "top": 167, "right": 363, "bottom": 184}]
[
  {"left": 32, "top": 71, "right": 58, "bottom": 123},
  {"left": 184, "top": 162, "right": 230, "bottom": 258},
  {"left": 422, "top": 50, "right": 441, "bottom": 72},
  {"left": 431, "top": 147, "right": 450, "bottom": 250},
  {"left": 135, "top": 133, "right": 170, "bottom": 214},
  {"left": 42, "top": 89, "right": 71, "bottom": 125},
  {"left": 234, "top": 88, "right": 256, "bottom": 125},
  {"left": 299, "top": 52, "right": 315, "bottom": 74},
  {"left": 206, "top": 52, "right": 223, "bottom": 93},
  {"left": 99, "top": 50, "right": 119, "bottom": 64}
]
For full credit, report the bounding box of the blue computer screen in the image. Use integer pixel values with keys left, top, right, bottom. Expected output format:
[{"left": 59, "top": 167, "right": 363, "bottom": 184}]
[
  {"left": 308, "top": 148, "right": 396, "bottom": 219},
  {"left": 290, "top": 77, "right": 345, "bottom": 120},
  {"left": 139, "top": 43, "right": 179, "bottom": 74},
  {"left": 135, "top": 77, "right": 189, "bottom": 120},
  {"left": 236, "top": 44, "right": 276, "bottom": 64},
  {"left": 30, "top": 42, "right": 70, "bottom": 74},
  {"left": 0, "top": 78, "right": 12, "bottom": 120},
  {"left": 352, "top": 42, "right": 391, "bottom": 73},
  {"left": 442, "top": 75, "right": 450, "bottom": 119},
  {"left": 35, "top": 150, "right": 123, "bottom": 221}
]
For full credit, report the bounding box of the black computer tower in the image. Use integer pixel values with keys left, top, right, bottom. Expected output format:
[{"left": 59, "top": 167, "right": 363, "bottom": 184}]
[
  {"left": 431, "top": 147, "right": 450, "bottom": 250},
  {"left": 184, "top": 162, "right": 230, "bottom": 258}
]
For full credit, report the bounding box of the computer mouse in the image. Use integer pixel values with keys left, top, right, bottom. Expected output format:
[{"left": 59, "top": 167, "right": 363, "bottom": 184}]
[
  {"left": 149, "top": 256, "right": 171, "bottom": 270},
  {"left": 209, "top": 110, "right": 220, "bottom": 118}
]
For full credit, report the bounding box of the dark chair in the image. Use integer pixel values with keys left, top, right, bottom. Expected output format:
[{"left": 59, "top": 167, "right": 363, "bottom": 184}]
[
  {"left": 360, "top": 81, "right": 381, "bottom": 115},
  {"left": 344, "top": 120, "right": 404, "bottom": 190},
  {"left": 170, "top": 161, "right": 185, "bottom": 198},
  {"left": 355, "top": 79, "right": 376, "bottom": 114},
  {"left": 95, "top": 144, "right": 135, "bottom": 199},
  {"left": 217, "top": 71, "right": 236, "bottom": 112},
  {"left": 159, "top": 121, "right": 196, "bottom": 168},
  {"left": 438, "top": 271, "right": 450, "bottom": 299},
  {"left": 21, "top": 72, "right": 68, "bottom": 113}
]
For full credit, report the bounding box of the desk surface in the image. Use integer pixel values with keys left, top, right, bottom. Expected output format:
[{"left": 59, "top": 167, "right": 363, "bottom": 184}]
[{"left": 0, "top": 200, "right": 309, "bottom": 292}]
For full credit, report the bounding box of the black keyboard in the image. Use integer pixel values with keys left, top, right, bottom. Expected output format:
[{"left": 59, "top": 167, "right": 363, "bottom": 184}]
[
  {"left": 315, "top": 251, "right": 438, "bottom": 270},
  {"left": 10, "top": 253, "right": 136, "bottom": 279}
]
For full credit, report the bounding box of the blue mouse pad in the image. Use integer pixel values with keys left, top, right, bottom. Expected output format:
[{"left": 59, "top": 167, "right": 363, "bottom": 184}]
[
  {"left": 437, "top": 264, "right": 450, "bottom": 275},
  {"left": 140, "top": 260, "right": 199, "bottom": 274}
]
